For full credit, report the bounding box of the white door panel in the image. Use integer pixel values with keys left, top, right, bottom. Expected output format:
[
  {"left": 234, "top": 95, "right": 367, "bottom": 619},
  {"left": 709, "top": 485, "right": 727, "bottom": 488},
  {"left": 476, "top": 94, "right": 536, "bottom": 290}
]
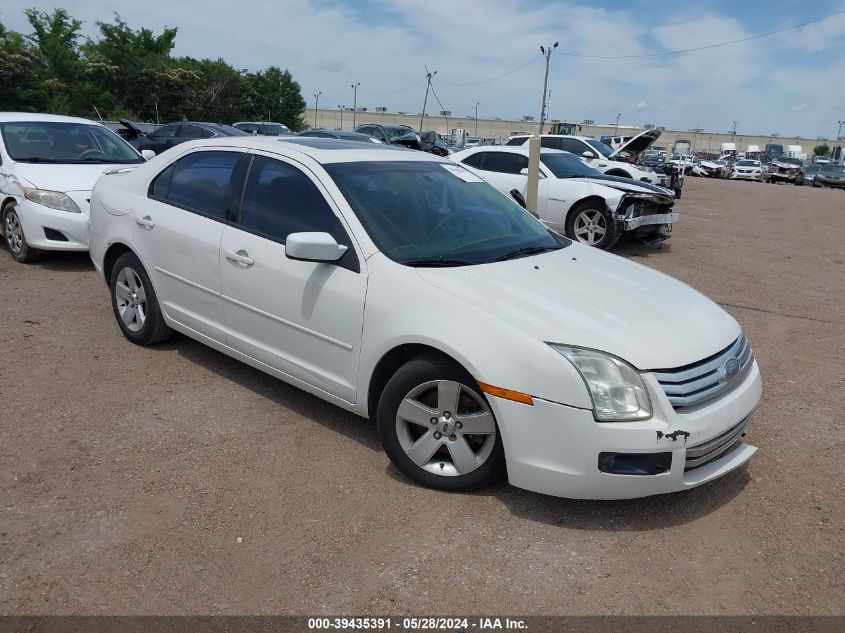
[
  {"left": 132, "top": 197, "right": 227, "bottom": 340},
  {"left": 220, "top": 227, "right": 366, "bottom": 402}
]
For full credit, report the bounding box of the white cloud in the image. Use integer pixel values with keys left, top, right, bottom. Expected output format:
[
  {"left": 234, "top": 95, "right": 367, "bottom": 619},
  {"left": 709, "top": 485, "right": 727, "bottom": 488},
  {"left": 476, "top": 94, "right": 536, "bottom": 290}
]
[{"left": 0, "top": 0, "right": 842, "bottom": 137}]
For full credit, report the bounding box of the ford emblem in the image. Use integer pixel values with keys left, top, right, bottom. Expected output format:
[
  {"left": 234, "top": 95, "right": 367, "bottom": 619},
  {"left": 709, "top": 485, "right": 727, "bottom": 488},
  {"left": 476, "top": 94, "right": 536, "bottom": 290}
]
[{"left": 720, "top": 357, "right": 740, "bottom": 380}]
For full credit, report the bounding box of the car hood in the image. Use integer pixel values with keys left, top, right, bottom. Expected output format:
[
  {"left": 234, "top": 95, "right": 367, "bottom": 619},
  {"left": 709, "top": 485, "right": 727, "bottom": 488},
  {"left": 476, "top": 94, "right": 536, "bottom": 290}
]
[
  {"left": 771, "top": 160, "right": 800, "bottom": 168},
  {"left": 817, "top": 171, "right": 845, "bottom": 179},
  {"left": 567, "top": 174, "right": 674, "bottom": 199},
  {"left": 610, "top": 129, "right": 661, "bottom": 158},
  {"left": 416, "top": 244, "right": 738, "bottom": 370},
  {"left": 12, "top": 162, "right": 125, "bottom": 192},
  {"left": 119, "top": 119, "right": 148, "bottom": 137}
]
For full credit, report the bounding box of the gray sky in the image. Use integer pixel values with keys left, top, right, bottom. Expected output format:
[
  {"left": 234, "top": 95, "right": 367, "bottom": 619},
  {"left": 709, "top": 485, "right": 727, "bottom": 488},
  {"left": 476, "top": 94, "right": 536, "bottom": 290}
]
[{"left": 3, "top": 0, "right": 844, "bottom": 139}]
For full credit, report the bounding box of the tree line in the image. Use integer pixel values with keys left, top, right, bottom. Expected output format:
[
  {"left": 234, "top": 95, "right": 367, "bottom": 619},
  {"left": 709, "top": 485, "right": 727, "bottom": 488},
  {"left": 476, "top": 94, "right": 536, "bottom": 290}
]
[{"left": 0, "top": 8, "right": 307, "bottom": 129}]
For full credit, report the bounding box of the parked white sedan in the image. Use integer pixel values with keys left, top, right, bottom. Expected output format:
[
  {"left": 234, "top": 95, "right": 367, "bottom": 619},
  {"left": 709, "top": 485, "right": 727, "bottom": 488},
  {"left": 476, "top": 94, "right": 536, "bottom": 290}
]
[
  {"left": 0, "top": 112, "right": 153, "bottom": 262},
  {"left": 729, "top": 159, "right": 763, "bottom": 182},
  {"left": 451, "top": 145, "right": 677, "bottom": 250},
  {"left": 88, "top": 137, "right": 761, "bottom": 499}
]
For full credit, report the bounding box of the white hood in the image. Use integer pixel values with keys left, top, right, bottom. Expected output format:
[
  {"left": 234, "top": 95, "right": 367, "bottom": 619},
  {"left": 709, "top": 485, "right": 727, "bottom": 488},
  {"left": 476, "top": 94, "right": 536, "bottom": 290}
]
[
  {"left": 12, "top": 162, "right": 122, "bottom": 193},
  {"left": 417, "top": 244, "right": 739, "bottom": 370}
]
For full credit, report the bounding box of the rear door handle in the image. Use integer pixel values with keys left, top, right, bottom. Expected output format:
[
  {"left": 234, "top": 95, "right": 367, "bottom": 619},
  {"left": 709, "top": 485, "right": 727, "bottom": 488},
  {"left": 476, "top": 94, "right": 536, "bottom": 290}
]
[
  {"left": 135, "top": 215, "right": 155, "bottom": 229},
  {"left": 225, "top": 249, "right": 254, "bottom": 267}
]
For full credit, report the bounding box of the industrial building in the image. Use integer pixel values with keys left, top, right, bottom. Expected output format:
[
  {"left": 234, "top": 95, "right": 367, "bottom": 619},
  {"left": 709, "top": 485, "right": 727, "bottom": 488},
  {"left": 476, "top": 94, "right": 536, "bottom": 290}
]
[{"left": 310, "top": 107, "right": 839, "bottom": 156}]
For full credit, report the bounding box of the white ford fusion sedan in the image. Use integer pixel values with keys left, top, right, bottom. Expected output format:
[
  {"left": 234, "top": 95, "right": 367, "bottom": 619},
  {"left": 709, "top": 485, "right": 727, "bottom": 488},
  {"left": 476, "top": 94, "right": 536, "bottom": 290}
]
[{"left": 88, "top": 137, "right": 762, "bottom": 499}]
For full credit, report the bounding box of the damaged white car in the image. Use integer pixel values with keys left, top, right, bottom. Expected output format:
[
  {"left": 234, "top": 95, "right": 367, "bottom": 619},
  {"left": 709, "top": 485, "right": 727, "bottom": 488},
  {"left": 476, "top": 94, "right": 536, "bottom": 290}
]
[
  {"left": 506, "top": 130, "right": 669, "bottom": 188},
  {"left": 452, "top": 145, "right": 678, "bottom": 250}
]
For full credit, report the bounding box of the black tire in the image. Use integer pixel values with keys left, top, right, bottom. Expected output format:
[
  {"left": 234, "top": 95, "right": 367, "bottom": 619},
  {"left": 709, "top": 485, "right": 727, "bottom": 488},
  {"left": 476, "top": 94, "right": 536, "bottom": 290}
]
[
  {"left": 377, "top": 353, "right": 506, "bottom": 491},
  {"left": 2, "top": 203, "right": 40, "bottom": 263},
  {"left": 565, "top": 200, "right": 620, "bottom": 250},
  {"left": 109, "top": 251, "right": 173, "bottom": 345},
  {"left": 674, "top": 187, "right": 683, "bottom": 199}
]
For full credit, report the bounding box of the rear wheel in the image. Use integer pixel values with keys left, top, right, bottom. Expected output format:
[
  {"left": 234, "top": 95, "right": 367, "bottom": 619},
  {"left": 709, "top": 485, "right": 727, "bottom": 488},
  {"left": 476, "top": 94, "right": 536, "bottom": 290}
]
[
  {"left": 109, "top": 252, "right": 173, "bottom": 345},
  {"left": 565, "top": 201, "right": 619, "bottom": 250},
  {"left": 2, "top": 204, "right": 39, "bottom": 263},
  {"left": 377, "top": 353, "right": 505, "bottom": 491}
]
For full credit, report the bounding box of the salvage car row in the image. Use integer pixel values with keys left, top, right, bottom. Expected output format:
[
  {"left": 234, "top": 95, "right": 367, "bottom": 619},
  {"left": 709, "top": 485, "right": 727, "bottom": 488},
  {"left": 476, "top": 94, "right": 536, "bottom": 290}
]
[{"left": 0, "top": 111, "right": 761, "bottom": 501}]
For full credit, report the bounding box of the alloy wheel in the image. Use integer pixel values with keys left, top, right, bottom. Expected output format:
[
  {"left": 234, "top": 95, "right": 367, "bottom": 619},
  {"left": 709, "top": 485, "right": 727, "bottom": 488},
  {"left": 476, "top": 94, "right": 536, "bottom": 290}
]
[
  {"left": 4, "top": 210, "right": 23, "bottom": 254},
  {"left": 115, "top": 267, "right": 147, "bottom": 332},
  {"left": 572, "top": 209, "right": 606, "bottom": 246},
  {"left": 395, "top": 380, "right": 496, "bottom": 477}
]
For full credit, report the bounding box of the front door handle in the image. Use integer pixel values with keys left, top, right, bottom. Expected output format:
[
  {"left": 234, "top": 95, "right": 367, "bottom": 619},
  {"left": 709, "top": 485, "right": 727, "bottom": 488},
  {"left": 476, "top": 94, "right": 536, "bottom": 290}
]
[
  {"left": 135, "top": 215, "right": 155, "bottom": 229},
  {"left": 225, "top": 249, "right": 254, "bottom": 267}
]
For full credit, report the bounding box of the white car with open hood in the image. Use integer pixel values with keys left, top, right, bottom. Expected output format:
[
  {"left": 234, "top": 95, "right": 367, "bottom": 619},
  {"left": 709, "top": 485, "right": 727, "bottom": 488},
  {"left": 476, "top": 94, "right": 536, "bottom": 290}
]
[
  {"left": 506, "top": 130, "right": 668, "bottom": 187},
  {"left": 451, "top": 145, "right": 677, "bottom": 250},
  {"left": 88, "top": 137, "right": 761, "bottom": 500},
  {"left": 0, "top": 112, "right": 153, "bottom": 263}
]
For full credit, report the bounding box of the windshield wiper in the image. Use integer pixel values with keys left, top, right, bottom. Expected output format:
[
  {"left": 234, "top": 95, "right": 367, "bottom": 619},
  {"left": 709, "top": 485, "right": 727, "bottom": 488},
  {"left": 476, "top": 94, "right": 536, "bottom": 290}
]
[
  {"left": 494, "top": 245, "right": 559, "bottom": 262},
  {"left": 14, "top": 157, "right": 62, "bottom": 163},
  {"left": 402, "top": 257, "right": 477, "bottom": 267}
]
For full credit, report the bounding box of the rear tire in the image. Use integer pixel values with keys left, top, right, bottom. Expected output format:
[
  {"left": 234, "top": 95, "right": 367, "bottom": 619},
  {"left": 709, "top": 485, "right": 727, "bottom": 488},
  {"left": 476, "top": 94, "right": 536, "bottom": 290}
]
[
  {"left": 2, "top": 204, "right": 39, "bottom": 263},
  {"left": 109, "top": 252, "right": 173, "bottom": 345},
  {"left": 377, "top": 353, "right": 506, "bottom": 491}
]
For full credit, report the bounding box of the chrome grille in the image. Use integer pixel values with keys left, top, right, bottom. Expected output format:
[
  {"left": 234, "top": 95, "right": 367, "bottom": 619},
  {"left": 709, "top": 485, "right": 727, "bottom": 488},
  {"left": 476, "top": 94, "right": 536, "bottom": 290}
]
[
  {"left": 652, "top": 335, "right": 753, "bottom": 409},
  {"left": 685, "top": 413, "right": 752, "bottom": 471}
]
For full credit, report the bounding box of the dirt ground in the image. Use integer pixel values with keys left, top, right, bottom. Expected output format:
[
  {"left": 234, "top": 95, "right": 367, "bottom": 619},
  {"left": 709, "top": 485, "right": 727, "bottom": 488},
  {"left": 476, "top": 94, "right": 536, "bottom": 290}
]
[{"left": 0, "top": 177, "right": 843, "bottom": 616}]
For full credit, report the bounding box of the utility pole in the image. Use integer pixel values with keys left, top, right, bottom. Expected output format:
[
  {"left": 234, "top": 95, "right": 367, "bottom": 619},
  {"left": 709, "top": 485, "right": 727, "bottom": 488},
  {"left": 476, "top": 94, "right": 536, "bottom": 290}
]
[
  {"left": 338, "top": 105, "right": 344, "bottom": 130},
  {"left": 420, "top": 67, "right": 437, "bottom": 132},
  {"left": 351, "top": 82, "right": 360, "bottom": 128},
  {"left": 614, "top": 113, "right": 621, "bottom": 135},
  {"left": 731, "top": 121, "right": 738, "bottom": 146},
  {"left": 538, "top": 42, "right": 558, "bottom": 134},
  {"left": 474, "top": 102, "right": 480, "bottom": 136},
  {"left": 313, "top": 92, "right": 321, "bottom": 128}
]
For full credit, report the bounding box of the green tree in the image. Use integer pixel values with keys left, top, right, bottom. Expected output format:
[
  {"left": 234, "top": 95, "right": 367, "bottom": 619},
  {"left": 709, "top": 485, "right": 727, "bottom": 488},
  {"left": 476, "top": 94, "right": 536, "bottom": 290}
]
[
  {"left": 23, "top": 8, "right": 84, "bottom": 112},
  {"left": 0, "top": 20, "right": 48, "bottom": 111},
  {"left": 813, "top": 144, "right": 831, "bottom": 157},
  {"left": 83, "top": 13, "right": 178, "bottom": 120},
  {"left": 245, "top": 66, "right": 307, "bottom": 130}
]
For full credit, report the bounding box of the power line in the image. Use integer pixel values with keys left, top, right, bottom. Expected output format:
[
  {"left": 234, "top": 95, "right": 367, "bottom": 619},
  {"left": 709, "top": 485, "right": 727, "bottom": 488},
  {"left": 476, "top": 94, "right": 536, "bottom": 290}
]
[
  {"left": 437, "top": 56, "right": 541, "bottom": 86},
  {"left": 554, "top": 9, "right": 845, "bottom": 59}
]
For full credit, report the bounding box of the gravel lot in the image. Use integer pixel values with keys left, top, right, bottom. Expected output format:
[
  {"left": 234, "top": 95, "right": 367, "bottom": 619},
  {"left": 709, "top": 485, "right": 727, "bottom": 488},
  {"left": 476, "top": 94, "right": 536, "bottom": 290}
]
[{"left": 1, "top": 178, "right": 843, "bottom": 616}]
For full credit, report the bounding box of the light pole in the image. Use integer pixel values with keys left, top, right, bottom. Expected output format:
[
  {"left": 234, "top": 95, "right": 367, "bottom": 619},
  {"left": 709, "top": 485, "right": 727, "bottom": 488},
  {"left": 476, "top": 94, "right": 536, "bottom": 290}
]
[
  {"left": 614, "top": 113, "right": 621, "bottom": 135},
  {"left": 420, "top": 67, "right": 437, "bottom": 132},
  {"left": 837, "top": 121, "right": 844, "bottom": 162},
  {"left": 538, "top": 42, "right": 558, "bottom": 134},
  {"left": 313, "top": 92, "right": 321, "bottom": 128},
  {"left": 731, "top": 120, "right": 738, "bottom": 146},
  {"left": 338, "top": 105, "right": 344, "bottom": 130},
  {"left": 474, "top": 102, "right": 479, "bottom": 136},
  {"left": 351, "top": 82, "right": 360, "bottom": 128}
]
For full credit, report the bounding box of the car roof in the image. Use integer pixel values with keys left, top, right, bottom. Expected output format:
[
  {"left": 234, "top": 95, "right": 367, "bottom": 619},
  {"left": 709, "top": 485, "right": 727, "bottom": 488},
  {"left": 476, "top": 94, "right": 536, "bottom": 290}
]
[
  {"left": 233, "top": 121, "right": 289, "bottom": 127},
  {"left": 455, "top": 145, "right": 565, "bottom": 156},
  {"left": 169, "top": 136, "right": 446, "bottom": 164},
  {"left": 0, "top": 112, "right": 106, "bottom": 126}
]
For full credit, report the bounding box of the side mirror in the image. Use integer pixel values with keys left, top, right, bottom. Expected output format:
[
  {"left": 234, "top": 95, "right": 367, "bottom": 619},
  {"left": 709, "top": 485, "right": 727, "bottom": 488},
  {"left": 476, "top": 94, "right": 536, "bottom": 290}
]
[
  {"left": 285, "top": 232, "right": 348, "bottom": 263},
  {"left": 141, "top": 149, "right": 156, "bottom": 160},
  {"left": 582, "top": 151, "right": 595, "bottom": 159}
]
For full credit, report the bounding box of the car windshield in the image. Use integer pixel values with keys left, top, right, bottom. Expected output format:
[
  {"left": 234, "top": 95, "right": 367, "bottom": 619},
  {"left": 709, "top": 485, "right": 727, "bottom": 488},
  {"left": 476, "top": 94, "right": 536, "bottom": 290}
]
[
  {"left": 1, "top": 121, "right": 143, "bottom": 163},
  {"left": 262, "top": 124, "right": 291, "bottom": 136},
  {"left": 383, "top": 126, "right": 417, "bottom": 140},
  {"left": 540, "top": 152, "right": 601, "bottom": 178},
  {"left": 325, "top": 161, "right": 566, "bottom": 265},
  {"left": 778, "top": 157, "right": 801, "bottom": 165},
  {"left": 585, "top": 139, "right": 614, "bottom": 158},
  {"left": 822, "top": 164, "right": 845, "bottom": 173},
  {"left": 736, "top": 160, "right": 759, "bottom": 167}
]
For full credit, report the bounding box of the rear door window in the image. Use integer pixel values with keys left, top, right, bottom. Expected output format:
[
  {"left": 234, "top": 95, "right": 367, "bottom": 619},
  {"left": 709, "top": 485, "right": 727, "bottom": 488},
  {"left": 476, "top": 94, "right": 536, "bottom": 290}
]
[{"left": 149, "top": 151, "right": 242, "bottom": 220}]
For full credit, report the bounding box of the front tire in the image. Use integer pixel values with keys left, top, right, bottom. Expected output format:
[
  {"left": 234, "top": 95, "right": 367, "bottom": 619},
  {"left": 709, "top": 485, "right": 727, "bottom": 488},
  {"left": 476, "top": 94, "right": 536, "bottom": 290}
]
[
  {"left": 377, "top": 353, "right": 506, "bottom": 491},
  {"left": 2, "top": 204, "right": 39, "bottom": 263},
  {"left": 109, "top": 252, "right": 173, "bottom": 345},
  {"left": 565, "top": 201, "right": 620, "bottom": 250}
]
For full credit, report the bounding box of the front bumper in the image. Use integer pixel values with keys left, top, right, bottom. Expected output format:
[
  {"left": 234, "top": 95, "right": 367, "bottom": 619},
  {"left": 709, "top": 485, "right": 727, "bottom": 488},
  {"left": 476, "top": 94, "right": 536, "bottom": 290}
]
[
  {"left": 624, "top": 212, "right": 678, "bottom": 231},
  {"left": 768, "top": 172, "right": 798, "bottom": 182},
  {"left": 492, "top": 360, "right": 762, "bottom": 499},
  {"left": 816, "top": 178, "right": 845, "bottom": 188},
  {"left": 730, "top": 171, "right": 762, "bottom": 181},
  {"left": 14, "top": 198, "right": 90, "bottom": 251}
]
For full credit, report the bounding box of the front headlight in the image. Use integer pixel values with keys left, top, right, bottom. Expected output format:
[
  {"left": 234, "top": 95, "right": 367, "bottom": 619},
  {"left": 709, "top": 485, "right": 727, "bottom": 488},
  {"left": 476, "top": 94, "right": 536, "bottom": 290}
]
[
  {"left": 550, "top": 345, "right": 652, "bottom": 421},
  {"left": 23, "top": 188, "right": 81, "bottom": 213}
]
